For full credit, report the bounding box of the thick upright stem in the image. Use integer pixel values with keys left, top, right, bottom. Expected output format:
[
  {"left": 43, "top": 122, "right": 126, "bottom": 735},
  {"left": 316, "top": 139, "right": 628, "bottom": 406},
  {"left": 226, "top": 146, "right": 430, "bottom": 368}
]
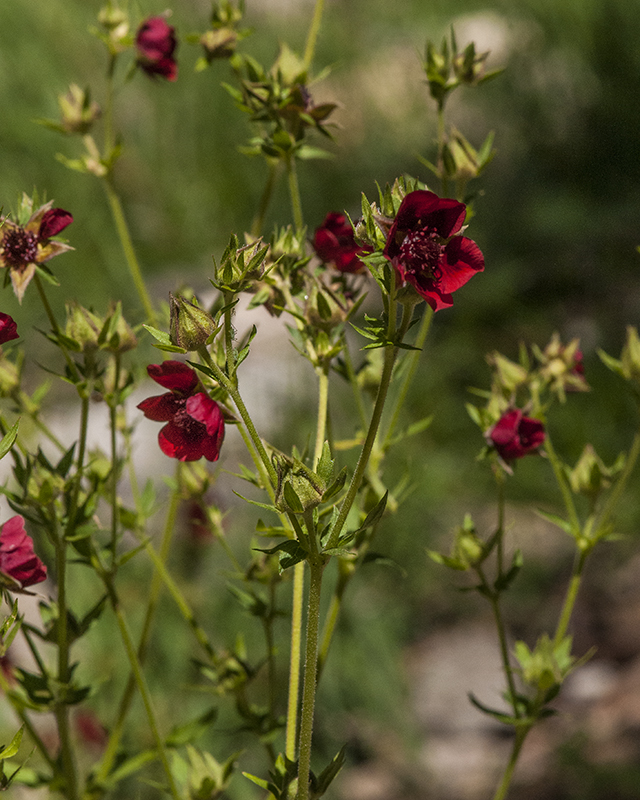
[
  {"left": 296, "top": 555, "right": 324, "bottom": 800},
  {"left": 285, "top": 561, "right": 305, "bottom": 760}
]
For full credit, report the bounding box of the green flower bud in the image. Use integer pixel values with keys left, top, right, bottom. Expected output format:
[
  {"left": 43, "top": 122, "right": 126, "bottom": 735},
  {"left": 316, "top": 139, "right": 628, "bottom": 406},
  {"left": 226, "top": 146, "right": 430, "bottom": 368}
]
[
  {"left": 57, "top": 84, "right": 101, "bottom": 135},
  {"left": 274, "top": 454, "right": 325, "bottom": 514},
  {"left": 0, "top": 356, "right": 20, "bottom": 396},
  {"left": 102, "top": 302, "right": 137, "bottom": 353},
  {"left": 621, "top": 326, "right": 640, "bottom": 384},
  {"left": 305, "top": 285, "right": 347, "bottom": 332},
  {"left": 65, "top": 302, "right": 103, "bottom": 353},
  {"left": 487, "top": 351, "right": 528, "bottom": 393},
  {"left": 569, "top": 444, "right": 623, "bottom": 500},
  {"left": 169, "top": 294, "right": 217, "bottom": 352},
  {"left": 201, "top": 27, "right": 238, "bottom": 60}
]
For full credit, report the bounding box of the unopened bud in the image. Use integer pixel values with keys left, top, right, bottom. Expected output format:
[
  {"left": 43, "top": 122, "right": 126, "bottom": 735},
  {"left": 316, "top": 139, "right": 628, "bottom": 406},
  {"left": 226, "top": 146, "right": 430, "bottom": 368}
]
[
  {"left": 169, "top": 294, "right": 217, "bottom": 352},
  {"left": 58, "top": 84, "right": 101, "bottom": 135},
  {"left": 65, "top": 302, "right": 103, "bottom": 353}
]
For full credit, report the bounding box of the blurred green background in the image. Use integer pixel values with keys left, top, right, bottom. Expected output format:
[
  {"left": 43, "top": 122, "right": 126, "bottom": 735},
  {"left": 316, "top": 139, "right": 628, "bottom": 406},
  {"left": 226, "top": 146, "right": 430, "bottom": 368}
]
[{"left": 1, "top": 0, "right": 640, "bottom": 798}]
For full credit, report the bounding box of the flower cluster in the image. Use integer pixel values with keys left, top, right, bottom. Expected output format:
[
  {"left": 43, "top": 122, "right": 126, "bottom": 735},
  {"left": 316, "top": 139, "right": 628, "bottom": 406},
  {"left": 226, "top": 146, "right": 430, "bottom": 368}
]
[
  {"left": 0, "top": 202, "right": 73, "bottom": 302},
  {"left": 383, "top": 190, "right": 484, "bottom": 311},
  {"left": 138, "top": 361, "right": 224, "bottom": 462},
  {"left": 313, "top": 212, "right": 369, "bottom": 274},
  {"left": 488, "top": 409, "right": 545, "bottom": 462},
  {"left": 136, "top": 16, "right": 178, "bottom": 81},
  {"left": 0, "top": 515, "right": 47, "bottom": 591}
]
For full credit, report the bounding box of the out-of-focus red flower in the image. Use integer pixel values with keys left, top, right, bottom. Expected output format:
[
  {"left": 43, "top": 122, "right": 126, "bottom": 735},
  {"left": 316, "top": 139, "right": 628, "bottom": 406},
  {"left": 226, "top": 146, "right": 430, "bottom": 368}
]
[
  {"left": 313, "top": 212, "right": 369, "bottom": 274},
  {"left": 0, "top": 313, "right": 18, "bottom": 344},
  {"left": 489, "top": 409, "right": 545, "bottom": 461},
  {"left": 75, "top": 709, "right": 108, "bottom": 749},
  {"left": 0, "top": 203, "right": 73, "bottom": 302},
  {"left": 0, "top": 516, "right": 47, "bottom": 590},
  {"left": 136, "top": 16, "right": 178, "bottom": 81},
  {"left": 137, "top": 361, "right": 224, "bottom": 462},
  {"left": 383, "top": 190, "right": 484, "bottom": 311}
]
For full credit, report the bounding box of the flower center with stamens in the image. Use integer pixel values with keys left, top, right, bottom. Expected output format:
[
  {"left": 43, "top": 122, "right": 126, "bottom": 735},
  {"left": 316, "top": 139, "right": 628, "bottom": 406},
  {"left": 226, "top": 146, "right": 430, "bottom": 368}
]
[
  {"left": 399, "top": 229, "right": 445, "bottom": 280},
  {"left": 2, "top": 228, "right": 38, "bottom": 269}
]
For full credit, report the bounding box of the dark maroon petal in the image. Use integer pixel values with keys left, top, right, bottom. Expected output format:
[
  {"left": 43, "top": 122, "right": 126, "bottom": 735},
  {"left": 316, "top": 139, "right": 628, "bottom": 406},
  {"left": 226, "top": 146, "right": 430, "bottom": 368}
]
[
  {"left": 313, "top": 212, "right": 367, "bottom": 273},
  {"left": 137, "top": 393, "right": 184, "bottom": 422},
  {"left": 518, "top": 417, "right": 546, "bottom": 451},
  {"left": 38, "top": 209, "right": 73, "bottom": 240},
  {"left": 187, "top": 393, "right": 224, "bottom": 441},
  {"left": 0, "top": 515, "right": 47, "bottom": 587},
  {"left": 136, "top": 16, "right": 177, "bottom": 58},
  {"left": 489, "top": 410, "right": 545, "bottom": 461},
  {"left": 313, "top": 227, "right": 340, "bottom": 262},
  {"left": 386, "top": 191, "right": 467, "bottom": 258},
  {"left": 136, "top": 16, "right": 178, "bottom": 80},
  {"left": 0, "top": 313, "right": 18, "bottom": 344},
  {"left": 158, "top": 420, "right": 207, "bottom": 461},
  {"left": 147, "top": 361, "right": 198, "bottom": 394},
  {"left": 438, "top": 236, "right": 485, "bottom": 294},
  {"left": 402, "top": 268, "right": 453, "bottom": 311}
]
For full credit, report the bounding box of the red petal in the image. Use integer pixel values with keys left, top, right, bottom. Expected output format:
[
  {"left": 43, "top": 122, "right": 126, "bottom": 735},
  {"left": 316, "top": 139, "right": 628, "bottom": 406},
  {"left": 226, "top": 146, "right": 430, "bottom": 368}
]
[
  {"left": 147, "top": 361, "right": 198, "bottom": 394},
  {"left": 38, "top": 209, "right": 73, "bottom": 239},
  {"left": 438, "top": 237, "right": 485, "bottom": 294},
  {"left": 158, "top": 421, "right": 206, "bottom": 461},
  {"left": 0, "top": 313, "right": 19, "bottom": 344},
  {"left": 187, "top": 393, "right": 225, "bottom": 437},
  {"left": 137, "top": 393, "right": 184, "bottom": 421},
  {"left": 392, "top": 190, "right": 467, "bottom": 241}
]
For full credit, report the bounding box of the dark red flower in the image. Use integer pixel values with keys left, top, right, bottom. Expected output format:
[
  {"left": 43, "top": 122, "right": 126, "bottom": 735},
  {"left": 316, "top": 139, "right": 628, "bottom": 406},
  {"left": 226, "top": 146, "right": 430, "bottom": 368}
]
[
  {"left": 75, "top": 709, "right": 108, "bottom": 749},
  {"left": 0, "top": 313, "right": 18, "bottom": 344},
  {"left": 136, "top": 16, "right": 178, "bottom": 81},
  {"left": 313, "top": 212, "right": 369, "bottom": 274},
  {"left": 137, "top": 361, "right": 224, "bottom": 462},
  {"left": 0, "top": 516, "right": 47, "bottom": 590},
  {"left": 489, "top": 409, "right": 545, "bottom": 461},
  {"left": 0, "top": 201, "right": 73, "bottom": 302},
  {"left": 383, "top": 190, "right": 484, "bottom": 311}
]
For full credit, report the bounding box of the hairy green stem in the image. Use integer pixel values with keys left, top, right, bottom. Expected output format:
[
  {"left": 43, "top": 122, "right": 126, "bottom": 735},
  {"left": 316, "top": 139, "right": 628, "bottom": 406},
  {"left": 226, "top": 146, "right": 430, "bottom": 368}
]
[
  {"left": 314, "top": 363, "right": 330, "bottom": 468},
  {"left": 103, "top": 178, "right": 156, "bottom": 324},
  {"left": 327, "top": 296, "right": 411, "bottom": 549},
  {"left": 105, "top": 581, "right": 181, "bottom": 800},
  {"left": 53, "top": 524, "right": 78, "bottom": 800},
  {"left": 553, "top": 548, "right": 587, "bottom": 647},
  {"left": 96, "top": 481, "right": 183, "bottom": 785},
  {"left": 285, "top": 561, "right": 305, "bottom": 760},
  {"left": 286, "top": 155, "right": 304, "bottom": 233},
  {"left": 198, "top": 347, "right": 277, "bottom": 485},
  {"left": 34, "top": 275, "right": 81, "bottom": 383},
  {"left": 303, "top": 0, "right": 325, "bottom": 69},
  {"left": 251, "top": 160, "right": 280, "bottom": 238},
  {"left": 544, "top": 434, "right": 580, "bottom": 537},
  {"left": 381, "top": 304, "right": 433, "bottom": 450},
  {"left": 594, "top": 429, "right": 640, "bottom": 537},
  {"left": 492, "top": 726, "right": 530, "bottom": 800},
  {"left": 296, "top": 510, "right": 324, "bottom": 800}
]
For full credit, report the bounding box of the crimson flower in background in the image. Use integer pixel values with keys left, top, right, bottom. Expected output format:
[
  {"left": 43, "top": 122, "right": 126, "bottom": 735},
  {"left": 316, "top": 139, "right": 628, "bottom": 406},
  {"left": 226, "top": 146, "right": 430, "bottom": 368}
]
[
  {"left": 0, "top": 516, "right": 47, "bottom": 590},
  {"left": 313, "top": 212, "right": 369, "bottom": 273},
  {"left": 137, "top": 361, "right": 225, "bottom": 462},
  {"left": 136, "top": 16, "right": 178, "bottom": 81},
  {"left": 0, "top": 203, "right": 73, "bottom": 302},
  {"left": 383, "top": 190, "right": 484, "bottom": 311},
  {"left": 489, "top": 409, "right": 545, "bottom": 461},
  {"left": 0, "top": 313, "right": 18, "bottom": 344}
]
